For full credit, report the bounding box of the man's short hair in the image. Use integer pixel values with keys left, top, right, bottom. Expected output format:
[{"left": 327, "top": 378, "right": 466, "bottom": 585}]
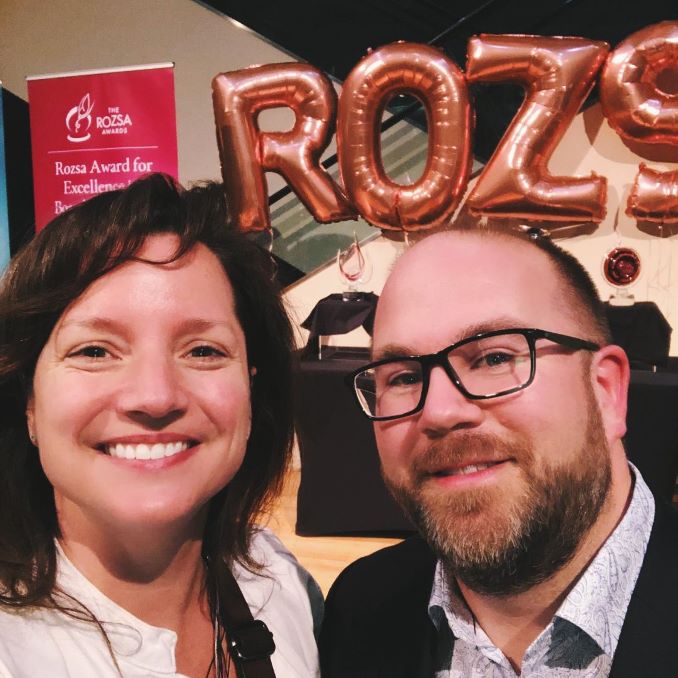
[{"left": 450, "top": 223, "right": 612, "bottom": 345}]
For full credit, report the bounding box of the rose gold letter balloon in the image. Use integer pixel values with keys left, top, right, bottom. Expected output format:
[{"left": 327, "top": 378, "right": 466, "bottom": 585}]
[
  {"left": 466, "top": 35, "right": 609, "bottom": 226},
  {"left": 601, "top": 21, "right": 678, "bottom": 144},
  {"left": 213, "top": 64, "right": 354, "bottom": 232},
  {"left": 600, "top": 21, "right": 678, "bottom": 224},
  {"left": 337, "top": 42, "right": 472, "bottom": 232},
  {"left": 628, "top": 165, "right": 678, "bottom": 225}
]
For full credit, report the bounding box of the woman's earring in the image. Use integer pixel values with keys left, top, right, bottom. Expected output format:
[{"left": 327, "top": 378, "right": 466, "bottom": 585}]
[{"left": 28, "top": 431, "right": 37, "bottom": 446}]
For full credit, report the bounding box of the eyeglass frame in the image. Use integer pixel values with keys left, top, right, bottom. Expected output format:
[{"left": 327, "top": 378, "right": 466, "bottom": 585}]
[{"left": 345, "top": 328, "right": 601, "bottom": 422}]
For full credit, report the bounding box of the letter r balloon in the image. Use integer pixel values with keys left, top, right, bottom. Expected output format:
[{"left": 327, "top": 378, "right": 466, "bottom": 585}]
[{"left": 212, "top": 64, "right": 355, "bottom": 232}]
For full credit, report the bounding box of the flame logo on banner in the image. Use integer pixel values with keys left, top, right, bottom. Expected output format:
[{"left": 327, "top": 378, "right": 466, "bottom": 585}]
[{"left": 65, "top": 93, "right": 94, "bottom": 143}]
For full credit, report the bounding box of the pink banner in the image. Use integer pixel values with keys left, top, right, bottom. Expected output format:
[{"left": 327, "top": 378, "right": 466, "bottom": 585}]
[{"left": 27, "top": 63, "right": 178, "bottom": 230}]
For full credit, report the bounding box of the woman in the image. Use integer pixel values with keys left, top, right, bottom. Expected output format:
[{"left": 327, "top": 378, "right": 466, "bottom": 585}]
[{"left": 0, "top": 174, "right": 322, "bottom": 677}]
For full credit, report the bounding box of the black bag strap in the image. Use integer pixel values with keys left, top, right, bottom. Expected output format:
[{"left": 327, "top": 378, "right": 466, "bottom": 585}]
[{"left": 220, "top": 566, "right": 276, "bottom": 678}]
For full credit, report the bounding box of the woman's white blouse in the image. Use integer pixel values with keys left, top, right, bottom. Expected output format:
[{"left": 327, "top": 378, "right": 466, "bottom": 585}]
[{"left": 0, "top": 529, "right": 323, "bottom": 677}]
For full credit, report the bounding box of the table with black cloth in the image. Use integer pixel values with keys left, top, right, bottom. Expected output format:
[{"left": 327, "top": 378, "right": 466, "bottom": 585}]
[
  {"left": 300, "top": 293, "right": 378, "bottom": 357},
  {"left": 602, "top": 302, "right": 678, "bottom": 500},
  {"left": 625, "top": 369, "right": 678, "bottom": 503},
  {"left": 604, "top": 301, "right": 671, "bottom": 368},
  {"left": 293, "top": 346, "right": 414, "bottom": 535},
  {"left": 296, "top": 293, "right": 413, "bottom": 534}
]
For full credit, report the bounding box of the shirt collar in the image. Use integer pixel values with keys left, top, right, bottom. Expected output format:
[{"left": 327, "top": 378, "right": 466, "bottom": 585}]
[
  {"left": 428, "top": 463, "right": 655, "bottom": 658},
  {"left": 555, "top": 463, "right": 654, "bottom": 655},
  {"left": 55, "top": 542, "right": 179, "bottom": 674}
]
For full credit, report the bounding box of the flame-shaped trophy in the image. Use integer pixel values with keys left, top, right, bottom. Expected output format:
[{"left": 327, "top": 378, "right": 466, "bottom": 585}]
[{"left": 337, "top": 233, "right": 372, "bottom": 301}]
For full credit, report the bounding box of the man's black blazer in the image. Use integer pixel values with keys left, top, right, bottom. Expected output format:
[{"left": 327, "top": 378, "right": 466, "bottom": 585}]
[{"left": 319, "top": 500, "right": 678, "bottom": 677}]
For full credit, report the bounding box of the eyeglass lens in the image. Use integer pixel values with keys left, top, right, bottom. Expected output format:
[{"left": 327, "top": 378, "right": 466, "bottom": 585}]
[{"left": 355, "top": 332, "right": 533, "bottom": 418}]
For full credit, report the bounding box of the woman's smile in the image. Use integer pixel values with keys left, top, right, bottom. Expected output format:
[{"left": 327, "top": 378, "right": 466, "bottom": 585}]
[
  {"left": 97, "top": 433, "right": 200, "bottom": 460},
  {"left": 105, "top": 440, "right": 193, "bottom": 460}
]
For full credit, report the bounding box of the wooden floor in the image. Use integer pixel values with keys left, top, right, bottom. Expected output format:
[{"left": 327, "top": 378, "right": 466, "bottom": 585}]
[{"left": 261, "top": 469, "right": 401, "bottom": 595}]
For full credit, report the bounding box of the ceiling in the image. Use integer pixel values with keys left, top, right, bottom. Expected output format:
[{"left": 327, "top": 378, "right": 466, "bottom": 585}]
[
  {"left": 205, "top": 0, "right": 672, "bottom": 161},
  {"left": 206, "top": 0, "right": 671, "bottom": 79}
]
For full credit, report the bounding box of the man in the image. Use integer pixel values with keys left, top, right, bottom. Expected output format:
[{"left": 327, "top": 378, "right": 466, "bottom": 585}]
[{"left": 319, "top": 228, "right": 678, "bottom": 677}]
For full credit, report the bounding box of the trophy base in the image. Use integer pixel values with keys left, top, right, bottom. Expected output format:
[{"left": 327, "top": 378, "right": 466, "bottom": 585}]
[
  {"left": 608, "top": 292, "right": 635, "bottom": 307},
  {"left": 341, "top": 291, "right": 366, "bottom": 302}
]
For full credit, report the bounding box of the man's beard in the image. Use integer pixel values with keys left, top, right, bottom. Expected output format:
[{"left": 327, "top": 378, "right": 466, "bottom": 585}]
[{"left": 385, "top": 391, "right": 612, "bottom": 597}]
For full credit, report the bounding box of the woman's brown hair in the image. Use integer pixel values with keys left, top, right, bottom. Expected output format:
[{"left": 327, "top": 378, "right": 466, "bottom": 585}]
[{"left": 0, "top": 174, "right": 295, "bottom": 624}]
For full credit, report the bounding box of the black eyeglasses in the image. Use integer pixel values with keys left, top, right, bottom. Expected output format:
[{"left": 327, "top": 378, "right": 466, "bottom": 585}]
[{"left": 346, "top": 328, "right": 600, "bottom": 421}]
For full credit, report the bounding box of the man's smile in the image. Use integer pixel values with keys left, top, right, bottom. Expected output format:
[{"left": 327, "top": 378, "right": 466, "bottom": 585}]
[{"left": 432, "top": 459, "right": 508, "bottom": 477}]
